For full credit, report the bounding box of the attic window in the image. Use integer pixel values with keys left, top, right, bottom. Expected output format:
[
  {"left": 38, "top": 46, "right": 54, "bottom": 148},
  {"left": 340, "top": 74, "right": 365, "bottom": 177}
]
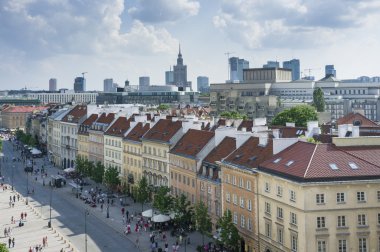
[
  {"left": 273, "top": 158, "right": 282, "bottom": 164},
  {"left": 349, "top": 162, "right": 359, "bottom": 169},
  {"left": 249, "top": 156, "right": 257, "bottom": 161},
  {"left": 345, "top": 131, "right": 352, "bottom": 137},
  {"left": 285, "top": 160, "right": 294, "bottom": 167},
  {"left": 234, "top": 154, "right": 243, "bottom": 160},
  {"left": 329, "top": 163, "right": 339, "bottom": 170}
]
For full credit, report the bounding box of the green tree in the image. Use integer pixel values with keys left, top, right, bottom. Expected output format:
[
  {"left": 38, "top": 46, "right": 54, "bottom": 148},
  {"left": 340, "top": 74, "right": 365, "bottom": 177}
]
[
  {"left": 217, "top": 210, "right": 241, "bottom": 252},
  {"left": 0, "top": 139, "right": 3, "bottom": 152},
  {"left": 172, "top": 194, "right": 194, "bottom": 232},
  {"left": 92, "top": 161, "right": 105, "bottom": 184},
  {"left": 220, "top": 111, "right": 248, "bottom": 120},
  {"left": 0, "top": 243, "right": 9, "bottom": 252},
  {"left": 157, "top": 104, "right": 170, "bottom": 111},
  {"left": 313, "top": 87, "right": 325, "bottom": 112},
  {"left": 194, "top": 201, "right": 212, "bottom": 246},
  {"left": 153, "top": 186, "right": 173, "bottom": 214},
  {"left": 75, "top": 156, "right": 85, "bottom": 175},
  {"left": 271, "top": 105, "right": 318, "bottom": 127},
  {"left": 83, "top": 159, "right": 94, "bottom": 178},
  {"left": 104, "top": 166, "right": 121, "bottom": 191},
  {"left": 136, "top": 176, "right": 150, "bottom": 211}
]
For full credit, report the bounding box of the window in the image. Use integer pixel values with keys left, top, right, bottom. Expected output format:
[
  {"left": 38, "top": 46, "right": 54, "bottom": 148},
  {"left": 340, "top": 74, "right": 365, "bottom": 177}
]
[
  {"left": 232, "top": 176, "right": 237, "bottom": 185},
  {"left": 225, "top": 174, "right": 230, "bottom": 183},
  {"left": 247, "top": 218, "right": 252, "bottom": 231},
  {"left": 240, "top": 197, "right": 245, "bottom": 208},
  {"left": 337, "top": 192, "right": 346, "bottom": 203},
  {"left": 316, "top": 194, "right": 325, "bottom": 204},
  {"left": 265, "top": 182, "right": 270, "bottom": 192},
  {"left": 277, "top": 207, "right": 283, "bottom": 219},
  {"left": 317, "top": 240, "right": 327, "bottom": 252},
  {"left": 233, "top": 212, "right": 238, "bottom": 224},
  {"left": 377, "top": 191, "right": 380, "bottom": 201},
  {"left": 358, "top": 214, "right": 367, "bottom": 226},
  {"left": 291, "top": 235, "right": 298, "bottom": 252},
  {"left": 246, "top": 180, "right": 252, "bottom": 191},
  {"left": 277, "top": 228, "right": 284, "bottom": 244},
  {"left": 357, "top": 192, "right": 366, "bottom": 202},
  {"left": 317, "top": 217, "right": 326, "bottom": 228},
  {"left": 290, "top": 212, "right": 297, "bottom": 225},
  {"left": 277, "top": 185, "right": 283, "bottom": 197},
  {"left": 265, "top": 222, "right": 271, "bottom": 237},
  {"left": 241, "top": 215, "right": 245, "bottom": 228},
  {"left": 265, "top": 202, "right": 271, "bottom": 214},
  {"left": 378, "top": 213, "right": 380, "bottom": 224},
  {"left": 226, "top": 192, "right": 230, "bottom": 202},
  {"left": 239, "top": 178, "right": 244, "bottom": 188},
  {"left": 337, "top": 216, "right": 346, "bottom": 227},
  {"left": 338, "top": 240, "right": 347, "bottom": 252},
  {"left": 247, "top": 200, "right": 252, "bottom": 211},
  {"left": 349, "top": 162, "right": 359, "bottom": 169},
  {"left": 233, "top": 194, "right": 237, "bottom": 205},
  {"left": 290, "top": 190, "right": 296, "bottom": 202},
  {"left": 359, "top": 238, "right": 367, "bottom": 252}
]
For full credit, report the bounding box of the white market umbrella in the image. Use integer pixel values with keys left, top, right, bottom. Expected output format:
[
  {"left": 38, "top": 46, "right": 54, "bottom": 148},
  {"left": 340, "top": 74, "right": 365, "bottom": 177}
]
[
  {"left": 142, "top": 209, "right": 154, "bottom": 218},
  {"left": 152, "top": 214, "right": 170, "bottom": 223},
  {"left": 64, "top": 167, "right": 75, "bottom": 173},
  {"left": 31, "top": 148, "right": 42, "bottom": 155}
]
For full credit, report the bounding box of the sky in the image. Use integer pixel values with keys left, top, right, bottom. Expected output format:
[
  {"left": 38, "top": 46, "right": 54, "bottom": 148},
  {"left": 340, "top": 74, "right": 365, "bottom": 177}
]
[{"left": 0, "top": 0, "right": 380, "bottom": 91}]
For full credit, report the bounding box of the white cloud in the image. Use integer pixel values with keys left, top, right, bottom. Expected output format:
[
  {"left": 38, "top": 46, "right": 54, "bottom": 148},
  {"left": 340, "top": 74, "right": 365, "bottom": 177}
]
[{"left": 128, "top": 0, "right": 200, "bottom": 23}]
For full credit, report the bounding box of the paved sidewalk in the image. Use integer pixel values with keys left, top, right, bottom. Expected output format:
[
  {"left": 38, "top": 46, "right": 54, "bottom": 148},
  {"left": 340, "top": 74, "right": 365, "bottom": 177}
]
[{"left": 0, "top": 185, "right": 76, "bottom": 252}]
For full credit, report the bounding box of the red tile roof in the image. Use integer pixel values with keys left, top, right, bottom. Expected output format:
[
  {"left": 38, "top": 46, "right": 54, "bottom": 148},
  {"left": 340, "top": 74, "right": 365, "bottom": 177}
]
[
  {"left": 142, "top": 119, "right": 182, "bottom": 143},
  {"left": 3, "top": 106, "right": 48, "bottom": 113},
  {"left": 337, "top": 145, "right": 380, "bottom": 167},
  {"left": 271, "top": 126, "right": 307, "bottom": 138},
  {"left": 96, "top": 113, "right": 115, "bottom": 124},
  {"left": 204, "top": 137, "right": 236, "bottom": 165},
  {"left": 224, "top": 136, "right": 273, "bottom": 169},
  {"left": 259, "top": 142, "right": 380, "bottom": 181},
  {"left": 337, "top": 112, "right": 379, "bottom": 127},
  {"left": 238, "top": 120, "right": 253, "bottom": 132},
  {"left": 124, "top": 122, "right": 151, "bottom": 142},
  {"left": 82, "top": 114, "right": 98, "bottom": 126},
  {"left": 170, "top": 129, "right": 215, "bottom": 158},
  {"left": 62, "top": 105, "right": 87, "bottom": 123},
  {"left": 105, "top": 116, "right": 132, "bottom": 137}
]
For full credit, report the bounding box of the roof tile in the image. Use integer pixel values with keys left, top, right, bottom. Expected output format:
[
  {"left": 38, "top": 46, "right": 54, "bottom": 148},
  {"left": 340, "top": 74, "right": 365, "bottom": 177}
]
[{"left": 171, "top": 129, "right": 215, "bottom": 158}]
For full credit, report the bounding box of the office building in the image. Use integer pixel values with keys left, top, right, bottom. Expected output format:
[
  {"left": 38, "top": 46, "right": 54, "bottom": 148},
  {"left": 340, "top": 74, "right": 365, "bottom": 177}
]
[
  {"left": 28, "top": 92, "right": 98, "bottom": 104},
  {"left": 104, "top": 79, "right": 115, "bottom": 92},
  {"left": 229, "top": 57, "right": 249, "bottom": 82},
  {"left": 165, "top": 67, "right": 174, "bottom": 85},
  {"left": 74, "top": 77, "right": 86, "bottom": 92},
  {"left": 197, "top": 76, "right": 209, "bottom": 93},
  {"left": 325, "top": 64, "right": 336, "bottom": 77},
  {"left": 139, "top": 76, "right": 150, "bottom": 87},
  {"left": 49, "top": 78, "right": 57, "bottom": 91},
  {"left": 173, "top": 45, "right": 190, "bottom": 89},
  {"left": 263, "top": 61, "right": 280, "bottom": 68},
  {"left": 283, "top": 59, "right": 300, "bottom": 80}
]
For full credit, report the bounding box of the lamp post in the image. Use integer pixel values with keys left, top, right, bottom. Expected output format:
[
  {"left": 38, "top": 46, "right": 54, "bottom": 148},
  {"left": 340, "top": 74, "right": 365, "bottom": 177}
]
[
  {"left": 106, "top": 203, "right": 109, "bottom": 218},
  {"left": 48, "top": 184, "right": 53, "bottom": 228},
  {"left": 26, "top": 171, "right": 29, "bottom": 205},
  {"left": 84, "top": 209, "right": 89, "bottom": 252},
  {"left": 11, "top": 165, "right": 14, "bottom": 191},
  {"left": 0, "top": 153, "right": 4, "bottom": 178}
]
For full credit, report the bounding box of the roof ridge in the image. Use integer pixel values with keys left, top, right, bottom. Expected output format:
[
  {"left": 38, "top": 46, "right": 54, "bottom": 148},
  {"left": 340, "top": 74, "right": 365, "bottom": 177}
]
[
  {"left": 303, "top": 143, "right": 318, "bottom": 178},
  {"left": 334, "top": 145, "right": 380, "bottom": 170}
]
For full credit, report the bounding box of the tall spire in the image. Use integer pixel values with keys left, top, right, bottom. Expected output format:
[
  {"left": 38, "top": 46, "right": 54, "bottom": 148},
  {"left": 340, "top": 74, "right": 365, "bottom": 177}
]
[{"left": 178, "top": 43, "right": 182, "bottom": 57}]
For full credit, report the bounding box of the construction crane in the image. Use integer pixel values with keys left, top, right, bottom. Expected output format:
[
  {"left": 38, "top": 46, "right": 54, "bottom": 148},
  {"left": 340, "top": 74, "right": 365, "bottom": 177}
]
[
  {"left": 81, "top": 72, "right": 88, "bottom": 79},
  {"left": 303, "top": 68, "right": 320, "bottom": 79},
  {"left": 224, "top": 52, "right": 235, "bottom": 81}
]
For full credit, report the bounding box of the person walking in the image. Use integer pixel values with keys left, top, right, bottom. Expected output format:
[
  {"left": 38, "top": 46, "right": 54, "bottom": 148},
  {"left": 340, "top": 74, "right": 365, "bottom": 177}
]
[
  {"left": 12, "top": 237, "right": 15, "bottom": 247},
  {"left": 8, "top": 237, "right": 11, "bottom": 248}
]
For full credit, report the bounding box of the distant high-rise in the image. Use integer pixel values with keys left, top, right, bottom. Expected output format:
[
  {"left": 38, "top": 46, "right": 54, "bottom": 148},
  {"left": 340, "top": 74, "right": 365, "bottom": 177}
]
[
  {"left": 325, "top": 65, "right": 336, "bottom": 77},
  {"left": 139, "top": 76, "right": 150, "bottom": 87},
  {"left": 283, "top": 59, "right": 300, "bottom": 81},
  {"left": 165, "top": 67, "right": 174, "bottom": 85},
  {"left": 173, "top": 44, "right": 190, "bottom": 89},
  {"left": 49, "top": 78, "right": 57, "bottom": 91},
  {"left": 104, "top": 78, "right": 115, "bottom": 92},
  {"left": 74, "top": 77, "right": 86, "bottom": 92},
  {"left": 229, "top": 57, "right": 249, "bottom": 82},
  {"left": 263, "top": 61, "right": 280, "bottom": 68},
  {"left": 197, "top": 76, "right": 209, "bottom": 93}
]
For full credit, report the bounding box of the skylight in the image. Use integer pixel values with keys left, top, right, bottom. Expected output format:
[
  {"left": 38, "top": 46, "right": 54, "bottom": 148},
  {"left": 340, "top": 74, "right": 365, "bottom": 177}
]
[
  {"left": 286, "top": 160, "right": 295, "bottom": 167},
  {"left": 273, "top": 158, "right": 282, "bottom": 163},
  {"left": 349, "top": 162, "right": 359, "bottom": 169},
  {"left": 329, "top": 163, "right": 339, "bottom": 170},
  {"left": 249, "top": 156, "right": 257, "bottom": 161}
]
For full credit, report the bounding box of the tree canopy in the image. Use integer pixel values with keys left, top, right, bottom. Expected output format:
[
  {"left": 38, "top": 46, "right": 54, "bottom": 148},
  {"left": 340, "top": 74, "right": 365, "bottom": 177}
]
[
  {"left": 153, "top": 186, "right": 173, "bottom": 214},
  {"left": 157, "top": 104, "right": 170, "bottom": 111},
  {"left": 92, "top": 161, "right": 105, "bottom": 184},
  {"left": 104, "top": 166, "right": 121, "bottom": 191},
  {"left": 217, "top": 210, "right": 241, "bottom": 251},
  {"left": 313, "top": 87, "right": 325, "bottom": 112},
  {"left": 136, "top": 176, "right": 150, "bottom": 211},
  {"left": 15, "top": 129, "right": 36, "bottom": 147},
  {"left": 194, "top": 201, "right": 212, "bottom": 245},
  {"left": 271, "top": 105, "right": 318, "bottom": 127},
  {"left": 172, "top": 194, "right": 194, "bottom": 233},
  {"left": 220, "top": 111, "right": 248, "bottom": 120}
]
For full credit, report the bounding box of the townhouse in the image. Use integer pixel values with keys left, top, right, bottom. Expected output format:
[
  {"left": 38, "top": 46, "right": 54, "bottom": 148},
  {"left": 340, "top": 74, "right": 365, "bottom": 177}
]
[
  {"left": 169, "top": 129, "right": 215, "bottom": 204},
  {"left": 77, "top": 114, "right": 98, "bottom": 160}
]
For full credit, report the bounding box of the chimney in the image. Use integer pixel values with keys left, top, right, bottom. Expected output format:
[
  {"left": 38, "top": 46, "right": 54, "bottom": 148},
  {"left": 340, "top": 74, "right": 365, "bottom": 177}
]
[
  {"left": 352, "top": 126, "right": 360, "bottom": 137},
  {"left": 273, "top": 129, "right": 280, "bottom": 138},
  {"left": 236, "top": 132, "right": 253, "bottom": 149},
  {"left": 241, "top": 127, "right": 247, "bottom": 132},
  {"left": 215, "top": 127, "right": 237, "bottom": 146},
  {"left": 259, "top": 136, "right": 268, "bottom": 146}
]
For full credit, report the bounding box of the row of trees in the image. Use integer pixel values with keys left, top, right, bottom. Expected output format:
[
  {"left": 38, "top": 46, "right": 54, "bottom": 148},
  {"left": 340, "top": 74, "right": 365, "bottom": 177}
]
[
  {"left": 135, "top": 177, "right": 240, "bottom": 250},
  {"left": 15, "top": 129, "right": 38, "bottom": 147},
  {"left": 75, "top": 156, "right": 121, "bottom": 191}
]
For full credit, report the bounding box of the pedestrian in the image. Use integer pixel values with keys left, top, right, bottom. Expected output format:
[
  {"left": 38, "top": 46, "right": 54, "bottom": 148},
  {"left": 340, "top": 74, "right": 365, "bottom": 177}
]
[
  {"left": 21, "top": 212, "right": 24, "bottom": 220},
  {"left": 101, "top": 204, "right": 103, "bottom": 212},
  {"left": 12, "top": 237, "right": 14, "bottom": 247},
  {"left": 45, "top": 236, "right": 48, "bottom": 247},
  {"left": 11, "top": 216, "right": 13, "bottom": 224},
  {"left": 9, "top": 196, "right": 12, "bottom": 202},
  {"left": 25, "top": 212, "right": 27, "bottom": 219},
  {"left": 126, "top": 210, "right": 129, "bottom": 219},
  {"left": 8, "top": 237, "right": 11, "bottom": 248},
  {"left": 43, "top": 237, "right": 46, "bottom": 247},
  {"left": 13, "top": 195, "right": 15, "bottom": 202},
  {"left": 7, "top": 227, "right": 11, "bottom": 236},
  {"left": 17, "top": 194, "right": 20, "bottom": 201},
  {"left": 121, "top": 207, "right": 125, "bottom": 216}
]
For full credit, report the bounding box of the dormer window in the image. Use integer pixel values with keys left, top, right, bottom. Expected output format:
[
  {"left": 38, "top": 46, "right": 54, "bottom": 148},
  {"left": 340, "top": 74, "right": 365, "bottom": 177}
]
[
  {"left": 273, "top": 158, "right": 282, "bottom": 164},
  {"left": 285, "top": 160, "right": 294, "bottom": 167}
]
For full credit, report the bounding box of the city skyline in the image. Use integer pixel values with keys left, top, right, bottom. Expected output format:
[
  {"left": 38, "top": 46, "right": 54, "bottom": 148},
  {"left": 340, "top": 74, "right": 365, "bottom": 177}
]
[{"left": 0, "top": 0, "right": 379, "bottom": 91}]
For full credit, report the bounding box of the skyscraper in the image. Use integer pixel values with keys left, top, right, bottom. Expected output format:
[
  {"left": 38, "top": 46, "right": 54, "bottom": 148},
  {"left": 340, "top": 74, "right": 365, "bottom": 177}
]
[
  {"left": 104, "top": 78, "right": 115, "bottom": 92},
  {"left": 49, "top": 78, "right": 57, "bottom": 91},
  {"left": 197, "top": 76, "right": 209, "bottom": 93},
  {"left": 283, "top": 59, "right": 300, "bottom": 81},
  {"left": 139, "top": 76, "right": 150, "bottom": 87},
  {"left": 173, "top": 44, "right": 189, "bottom": 89},
  {"left": 263, "top": 61, "right": 280, "bottom": 68},
  {"left": 74, "top": 77, "right": 86, "bottom": 92},
  {"left": 165, "top": 67, "right": 174, "bottom": 85},
  {"left": 229, "top": 57, "right": 249, "bottom": 82},
  {"left": 325, "top": 65, "right": 336, "bottom": 77}
]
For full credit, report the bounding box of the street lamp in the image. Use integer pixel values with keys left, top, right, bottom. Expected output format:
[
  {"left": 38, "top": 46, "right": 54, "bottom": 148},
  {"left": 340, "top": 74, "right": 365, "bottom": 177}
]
[
  {"left": 106, "top": 203, "right": 109, "bottom": 218},
  {"left": 0, "top": 153, "right": 4, "bottom": 178},
  {"left": 11, "top": 165, "right": 14, "bottom": 191},
  {"left": 84, "top": 209, "right": 89, "bottom": 252},
  {"left": 26, "top": 171, "right": 29, "bottom": 205},
  {"left": 48, "top": 184, "right": 53, "bottom": 228}
]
